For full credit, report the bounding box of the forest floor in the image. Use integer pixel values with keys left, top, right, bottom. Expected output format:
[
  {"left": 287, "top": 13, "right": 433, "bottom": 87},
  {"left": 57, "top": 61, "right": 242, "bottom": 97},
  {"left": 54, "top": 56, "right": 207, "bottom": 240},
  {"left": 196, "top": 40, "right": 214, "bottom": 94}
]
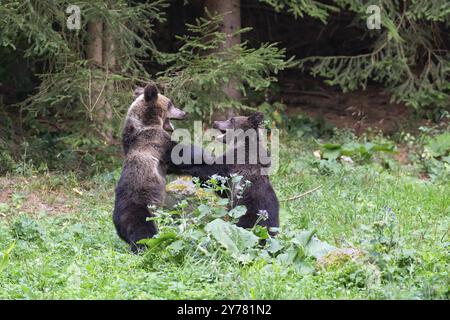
[
  {"left": 0, "top": 129, "right": 448, "bottom": 299},
  {"left": 280, "top": 79, "right": 433, "bottom": 135}
]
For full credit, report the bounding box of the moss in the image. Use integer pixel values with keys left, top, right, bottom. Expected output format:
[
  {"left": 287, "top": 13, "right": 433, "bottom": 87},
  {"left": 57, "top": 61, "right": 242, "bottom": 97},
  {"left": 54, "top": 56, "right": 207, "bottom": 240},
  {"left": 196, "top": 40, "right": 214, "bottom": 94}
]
[{"left": 317, "top": 248, "right": 363, "bottom": 270}]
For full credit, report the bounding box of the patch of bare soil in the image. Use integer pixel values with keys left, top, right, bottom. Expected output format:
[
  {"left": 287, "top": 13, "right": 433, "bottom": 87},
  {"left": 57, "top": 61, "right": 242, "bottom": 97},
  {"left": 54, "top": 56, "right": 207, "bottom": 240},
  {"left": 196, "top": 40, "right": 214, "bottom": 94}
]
[
  {"left": 281, "top": 81, "right": 425, "bottom": 135},
  {"left": 0, "top": 176, "right": 75, "bottom": 216},
  {"left": 394, "top": 146, "right": 410, "bottom": 165},
  {"left": 0, "top": 177, "right": 22, "bottom": 204}
]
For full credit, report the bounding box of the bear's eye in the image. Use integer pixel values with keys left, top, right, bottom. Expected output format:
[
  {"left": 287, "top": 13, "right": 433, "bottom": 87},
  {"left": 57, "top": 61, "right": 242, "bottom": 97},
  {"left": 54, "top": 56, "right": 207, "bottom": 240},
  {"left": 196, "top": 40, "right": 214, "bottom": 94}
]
[{"left": 230, "top": 118, "right": 235, "bottom": 124}]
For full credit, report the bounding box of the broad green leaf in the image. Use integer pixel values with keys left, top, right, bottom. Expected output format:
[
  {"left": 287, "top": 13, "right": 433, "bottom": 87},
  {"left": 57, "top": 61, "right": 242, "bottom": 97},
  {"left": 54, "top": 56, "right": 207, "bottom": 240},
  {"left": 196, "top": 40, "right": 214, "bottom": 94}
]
[
  {"left": 167, "top": 240, "right": 185, "bottom": 255},
  {"left": 319, "top": 142, "right": 341, "bottom": 150},
  {"left": 295, "top": 259, "right": 316, "bottom": 275},
  {"left": 196, "top": 204, "right": 211, "bottom": 219},
  {"left": 277, "top": 246, "right": 315, "bottom": 274},
  {"left": 218, "top": 198, "right": 229, "bottom": 206},
  {"left": 228, "top": 205, "right": 247, "bottom": 219},
  {"left": 0, "top": 242, "right": 15, "bottom": 273},
  {"left": 253, "top": 225, "right": 270, "bottom": 240},
  {"left": 205, "top": 219, "right": 259, "bottom": 257},
  {"left": 137, "top": 232, "right": 178, "bottom": 251},
  {"left": 371, "top": 144, "right": 395, "bottom": 153},
  {"left": 305, "top": 237, "right": 336, "bottom": 259},
  {"left": 322, "top": 148, "right": 341, "bottom": 160},
  {"left": 266, "top": 238, "right": 282, "bottom": 253},
  {"left": 425, "top": 132, "right": 450, "bottom": 157},
  {"left": 292, "top": 229, "right": 316, "bottom": 246},
  {"left": 212, "top": 207, "right": 228, "bottom": 218}
]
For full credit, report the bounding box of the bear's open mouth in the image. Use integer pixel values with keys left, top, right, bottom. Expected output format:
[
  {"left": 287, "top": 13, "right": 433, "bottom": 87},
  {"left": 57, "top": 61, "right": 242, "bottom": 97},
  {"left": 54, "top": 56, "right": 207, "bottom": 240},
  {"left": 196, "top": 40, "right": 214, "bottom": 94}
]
[
  {"left": 213, "top": 121, "right": 230, "bottom": 142},
  {"left": 215, "top": 129, "right": 228, "bottom": 143},
  {"left": 163, "top": 118, "right": 175, "bottom": 132}
]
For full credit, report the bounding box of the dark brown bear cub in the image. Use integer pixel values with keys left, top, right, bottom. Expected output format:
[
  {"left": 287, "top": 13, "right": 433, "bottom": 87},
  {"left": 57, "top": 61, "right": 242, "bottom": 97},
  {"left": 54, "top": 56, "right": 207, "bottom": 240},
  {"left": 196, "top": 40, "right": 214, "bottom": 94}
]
[
  {"left": 213, "top": 112, "right": 279, "bottom": 234},
  {"left": 113, "top": 82, "right": 186, "bottom": 252},
  {"left": 173, "top": 112, "right": 280, "bottom": 235}
]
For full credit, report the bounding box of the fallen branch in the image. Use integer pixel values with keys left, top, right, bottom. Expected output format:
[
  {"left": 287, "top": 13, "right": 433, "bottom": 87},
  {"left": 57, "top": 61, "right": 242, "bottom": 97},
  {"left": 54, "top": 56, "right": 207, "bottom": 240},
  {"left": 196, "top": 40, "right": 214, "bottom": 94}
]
[{"left": 281, "top": 185, "right": 322, "bottom": 202}]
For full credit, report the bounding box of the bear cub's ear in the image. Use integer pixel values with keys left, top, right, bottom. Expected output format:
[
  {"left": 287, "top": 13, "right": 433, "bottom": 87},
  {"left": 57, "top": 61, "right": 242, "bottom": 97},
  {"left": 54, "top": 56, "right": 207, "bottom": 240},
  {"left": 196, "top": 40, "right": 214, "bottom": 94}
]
[
  {"left": 249, "top": 112, "right": 264, "bottom": 127},
  {"left": 144, "top": 81, "right": 159, "bottom": 103},
  {"left": 133, "top": 86, "right": 144, "bottom": 99}
]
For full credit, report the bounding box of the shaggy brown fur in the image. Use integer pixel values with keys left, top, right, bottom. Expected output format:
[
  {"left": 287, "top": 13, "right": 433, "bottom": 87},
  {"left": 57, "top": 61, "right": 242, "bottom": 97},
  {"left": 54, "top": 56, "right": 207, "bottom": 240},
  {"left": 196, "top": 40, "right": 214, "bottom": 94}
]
[
  {"left": 113, "top": 82, "right": 185, "bottom": 252},
  {"left": 172, "top": 112, "right": 280, "bottom": 235},
  {"left": 122, "top": 84, "right": 185, "bottom": 155}
]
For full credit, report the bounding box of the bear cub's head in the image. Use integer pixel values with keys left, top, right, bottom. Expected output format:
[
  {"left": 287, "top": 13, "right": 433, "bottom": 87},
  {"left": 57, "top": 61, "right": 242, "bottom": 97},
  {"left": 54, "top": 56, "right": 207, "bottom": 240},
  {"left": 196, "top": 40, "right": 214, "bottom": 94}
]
[
  {"left": 130, "top": 82, "right": 186, "bottom": 132},
  {"left": 213, "top": 112, "right": 265, "bottom": 143},
  {"left": 123, "top": 82, "right": 186, "bottom": 154}
]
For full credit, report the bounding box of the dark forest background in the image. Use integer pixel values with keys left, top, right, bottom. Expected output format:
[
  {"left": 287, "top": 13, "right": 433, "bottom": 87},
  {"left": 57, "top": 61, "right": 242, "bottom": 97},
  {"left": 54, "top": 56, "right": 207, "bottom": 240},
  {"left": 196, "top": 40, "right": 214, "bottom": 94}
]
[{"left": 0, "top": 0, "right": 449, "bottom": 173}]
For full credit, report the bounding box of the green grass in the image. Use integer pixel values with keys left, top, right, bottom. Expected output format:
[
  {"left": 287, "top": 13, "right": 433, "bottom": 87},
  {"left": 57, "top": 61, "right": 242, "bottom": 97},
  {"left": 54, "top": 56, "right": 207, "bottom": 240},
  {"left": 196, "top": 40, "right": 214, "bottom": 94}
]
[{"left": 0, "top": 135, "right": 448, "bottom": 299}]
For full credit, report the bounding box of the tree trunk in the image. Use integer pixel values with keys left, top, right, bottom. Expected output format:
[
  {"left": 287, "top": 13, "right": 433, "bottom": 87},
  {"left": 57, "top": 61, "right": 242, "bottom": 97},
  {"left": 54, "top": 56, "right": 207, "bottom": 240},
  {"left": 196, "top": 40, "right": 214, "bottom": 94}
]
[
  {"left": 206, "top": 0, "right": 241, "bottom": 120},
  {"left": 86, "top": 21, "right": 103, "bottom": 66},
  {"left": 86, "top": 20, "right": 113, "bottom": 144},
  {"left": 103, "top": 23, "right": 116, "bottom": 69},
  {"left": 102, "top": 22, "right": 116, "bottom": 143}
]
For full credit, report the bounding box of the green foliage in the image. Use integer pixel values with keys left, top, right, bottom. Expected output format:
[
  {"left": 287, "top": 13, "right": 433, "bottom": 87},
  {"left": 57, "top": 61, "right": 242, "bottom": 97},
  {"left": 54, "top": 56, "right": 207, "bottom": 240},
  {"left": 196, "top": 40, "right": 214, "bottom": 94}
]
[
  {"left": 0, "top": 0, "right": 168, "bottom": 172},
  {"left": 0, "top": 147, "right": 15, "bottom": 175},
  {"left": 10, "top": 215, "right": 44, "bottom": 242},
  {"left": 317, "top": 140, "right": 395, "bottom": 162},
  {"left": 420, "top": 131, "right": 450, "bottom": 183},
  {"left": 296, "top": 0, "right": 450, "bottom": 112},
  {"left": 140, "top": 175, "right": 336, "bottom": 270},
  {"left": 0, "top": 242, "right": 15, "bottom": 274},
  {"left": 257, "top": 101, "right": 287, "bottom": 127},
  {"left": 286, "top": 114, "right": 334, "bottom": 138},
  {"left": 0, "top": 132, "right": 448, "bottom": 299},
  {"left": 205, "top": 219, "right": 259, "bottom": 260},
  {"left": 424, "top": 132, "right": 450, "bottom": 158},
  {"left": 158, "top": 11, "right": 295, "bottom": 118},
  {"left": 11, "top": 0, "right": 167, "bottom": 120},
  {"left": 0, "top": 2, "right": 296, "bottom": 172},
  {"left": 0, "top": 0, "right": 167, "bottom": 69},
  {"left": 350, "top": 207, "right": 447, "bottom": 297},
  {"left": 401, "top": 123, "right": 450, "bottom": 183},
  {"left": 261, "top": 0, "right": 340, "bottom": 23},
  {"left": 275, "top": 229, "right": 335, "bottom": 274}
]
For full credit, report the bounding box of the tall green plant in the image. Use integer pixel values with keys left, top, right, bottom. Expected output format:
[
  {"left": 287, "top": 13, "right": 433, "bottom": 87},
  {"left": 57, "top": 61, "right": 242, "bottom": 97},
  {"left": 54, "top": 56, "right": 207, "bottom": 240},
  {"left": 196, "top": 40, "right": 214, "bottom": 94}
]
[
  {"left": 0, "top": 0, "right": 167, "bottom": 138},
  {"left": 306, "top": 0, "right": 449, "bottom": 112},
  {"left": 264, "top": 0, "right": 450, "bottom": 112},
  {"left": 261, "top": 0, "right": 339, "bottom": 22},
  {"left": 158, "top": 11, "right": 295, "bottom": 119}
]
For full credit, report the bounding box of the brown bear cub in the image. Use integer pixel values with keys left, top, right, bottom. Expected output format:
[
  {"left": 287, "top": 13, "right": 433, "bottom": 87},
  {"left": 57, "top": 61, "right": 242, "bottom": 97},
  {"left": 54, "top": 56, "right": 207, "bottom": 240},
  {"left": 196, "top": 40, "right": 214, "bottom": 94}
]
[
  {"left": 113, "top": 82, "right": 186, "bottom": 252},
  {"left": 121, "top": 85, "right": 185, "bottom": 155},
  {"left": 174, "top": 112, "right": 280, "bottom": 235}
]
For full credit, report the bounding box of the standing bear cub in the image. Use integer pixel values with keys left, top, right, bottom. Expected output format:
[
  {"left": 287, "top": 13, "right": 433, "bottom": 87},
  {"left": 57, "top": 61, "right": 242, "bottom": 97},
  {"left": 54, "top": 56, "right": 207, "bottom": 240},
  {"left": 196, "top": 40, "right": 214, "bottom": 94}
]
[
  {"left": 113, "top": 82, "right": 186, "bottom": 252},
  {"left": 172, "top": 112, "right": 280, "bottom": 235},
  {"left": 214, "top": 113, "right": 279, "bottom": 234}
]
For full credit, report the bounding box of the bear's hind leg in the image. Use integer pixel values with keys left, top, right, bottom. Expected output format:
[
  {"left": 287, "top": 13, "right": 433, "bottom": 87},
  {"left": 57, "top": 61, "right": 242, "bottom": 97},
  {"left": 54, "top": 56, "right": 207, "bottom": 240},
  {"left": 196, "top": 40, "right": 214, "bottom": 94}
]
[{"left": 128, "top": 222, "right": 158, "bottom": 253}]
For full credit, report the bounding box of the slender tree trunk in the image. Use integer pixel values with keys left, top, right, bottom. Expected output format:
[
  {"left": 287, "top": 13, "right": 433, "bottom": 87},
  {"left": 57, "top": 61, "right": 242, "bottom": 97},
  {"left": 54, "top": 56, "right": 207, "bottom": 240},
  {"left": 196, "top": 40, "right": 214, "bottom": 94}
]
[
  {"left": 206, "top": 0, "right": 241, "bottom": 120},
  {"left": 86, "top": 21, "right": 103, "bottom": 66},
  {"left": 103, "top": 24, "right": 116, "bottom": 70},
  {"left": 102, "top": 22, "right": 116, "bottom": 143},
  {"left": 86, "top": 20, "right": 113, "bottom": 144}
]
